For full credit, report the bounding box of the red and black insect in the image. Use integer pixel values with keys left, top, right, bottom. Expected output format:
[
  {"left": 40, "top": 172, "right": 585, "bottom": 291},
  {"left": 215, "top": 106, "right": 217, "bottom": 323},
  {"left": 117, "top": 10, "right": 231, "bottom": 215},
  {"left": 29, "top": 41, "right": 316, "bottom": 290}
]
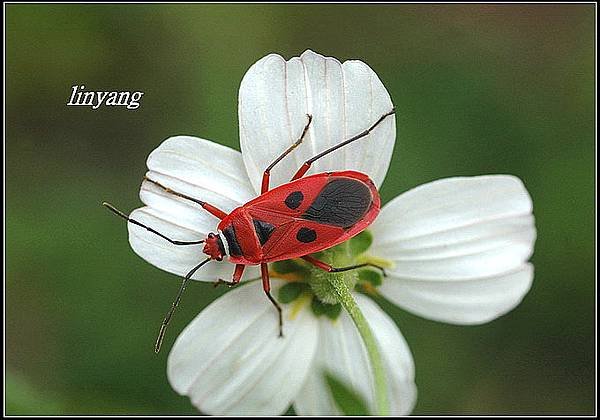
[{"left": 104, "top": 108, "right": 394, "bottom": 352}]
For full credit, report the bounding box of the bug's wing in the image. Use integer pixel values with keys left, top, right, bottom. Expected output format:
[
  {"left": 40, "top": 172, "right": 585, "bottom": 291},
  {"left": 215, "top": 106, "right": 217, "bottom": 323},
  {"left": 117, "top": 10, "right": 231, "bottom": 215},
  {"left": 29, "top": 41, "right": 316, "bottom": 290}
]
[
  {"left": 256, "top": 218, "right": 348, "bottom": 262},
  {"left": 244, "top": 172, "right": 380, "bottom": 262},
  {"left": 245, "top": 173, "right": 330, "bottom": 216}
]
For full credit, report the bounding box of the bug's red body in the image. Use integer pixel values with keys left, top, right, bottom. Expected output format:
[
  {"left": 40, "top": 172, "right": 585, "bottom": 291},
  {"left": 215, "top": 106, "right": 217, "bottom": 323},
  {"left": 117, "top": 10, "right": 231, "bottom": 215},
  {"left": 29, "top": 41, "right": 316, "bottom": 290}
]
[{"left": 217, "top": 171, "right": 380, "bottom": 265}]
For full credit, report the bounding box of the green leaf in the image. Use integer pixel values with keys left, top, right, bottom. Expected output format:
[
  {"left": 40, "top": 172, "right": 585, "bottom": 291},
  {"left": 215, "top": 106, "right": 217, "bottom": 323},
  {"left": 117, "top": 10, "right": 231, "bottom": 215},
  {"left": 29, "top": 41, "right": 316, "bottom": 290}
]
[
  {"left": 310, "top": 296, "right": 342, "bottom": 320},
  {"left": 348, "top": 230, "right": 373, "bottom": 256},
  {"left": 277, "top": 282, "right": 309, "bottom": 304},
  {"left": 358, "top": 269, "right": 383, "bottom": 287},
  {"left": 324, "top": 371, "right": 371, "bottom": 415}
]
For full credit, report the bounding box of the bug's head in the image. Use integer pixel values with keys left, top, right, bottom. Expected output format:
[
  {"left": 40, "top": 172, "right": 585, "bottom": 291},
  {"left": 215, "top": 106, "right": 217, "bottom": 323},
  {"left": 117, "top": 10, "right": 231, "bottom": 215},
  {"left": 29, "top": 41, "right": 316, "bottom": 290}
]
[{"left": 203, "top": 232, "right": 226, "bottom": 261}]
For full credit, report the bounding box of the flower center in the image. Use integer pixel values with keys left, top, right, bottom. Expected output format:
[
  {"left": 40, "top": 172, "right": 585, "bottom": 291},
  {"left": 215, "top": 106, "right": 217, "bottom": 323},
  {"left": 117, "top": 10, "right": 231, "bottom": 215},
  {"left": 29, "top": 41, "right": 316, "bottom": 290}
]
[{"left": 272, "top": 231, "right": 391, "bottom": 320}]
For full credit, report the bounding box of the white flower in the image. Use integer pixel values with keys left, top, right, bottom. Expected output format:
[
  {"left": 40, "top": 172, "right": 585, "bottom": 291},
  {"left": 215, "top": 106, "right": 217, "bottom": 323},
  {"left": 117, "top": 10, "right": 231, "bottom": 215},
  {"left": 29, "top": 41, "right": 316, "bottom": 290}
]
[{"left": 125, "top": 50, "right": 536, "bottom": 415}]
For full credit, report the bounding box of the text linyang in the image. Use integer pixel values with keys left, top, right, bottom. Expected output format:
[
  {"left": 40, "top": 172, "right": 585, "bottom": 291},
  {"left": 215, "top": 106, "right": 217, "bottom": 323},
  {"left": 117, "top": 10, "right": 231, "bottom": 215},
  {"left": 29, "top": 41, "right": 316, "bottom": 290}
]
[{"left": 67, "top": 85, "right": 144, "bottom": 110}]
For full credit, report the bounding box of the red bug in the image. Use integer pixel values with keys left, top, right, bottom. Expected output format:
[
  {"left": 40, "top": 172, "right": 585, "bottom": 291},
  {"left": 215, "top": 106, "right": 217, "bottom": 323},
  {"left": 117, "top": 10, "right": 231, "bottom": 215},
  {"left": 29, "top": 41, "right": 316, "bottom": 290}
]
[{"left": 104, "top": 108, "right": 394, "bottom": 352}]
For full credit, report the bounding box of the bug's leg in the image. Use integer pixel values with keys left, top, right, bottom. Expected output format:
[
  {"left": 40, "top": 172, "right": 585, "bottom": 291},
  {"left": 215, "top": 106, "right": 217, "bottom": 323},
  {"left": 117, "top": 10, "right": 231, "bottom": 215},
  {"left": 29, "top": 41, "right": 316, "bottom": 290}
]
[
  {"left": 213, "top": 264, "right": 245, "bottom": 288},
  {"left": 103, "top": 202, "right": 205, "bottom": 245},
  {"left": 261, "top": 114, "right": 313, "bottom": 193},
  {"left": 302, "top": 255, "right": 387, "bottom": 277},
  {"left": 143, "top": 176, "right": 228, "bottom": 220},
  {"left": 291, "top": 108, "right": 395, "bottom": 181},
  {"left": 261, "top": 263, "right": 283, "bottom": 337},
  {"left": 155, "top": 257, "right": 212, "bottom": 353}
]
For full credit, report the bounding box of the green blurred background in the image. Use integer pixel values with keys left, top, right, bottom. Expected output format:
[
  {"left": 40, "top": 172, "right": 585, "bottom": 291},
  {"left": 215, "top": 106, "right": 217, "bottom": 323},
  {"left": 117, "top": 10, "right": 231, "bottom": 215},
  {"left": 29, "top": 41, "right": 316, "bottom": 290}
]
[{"left": 6, "top": 4, "right": 595, "bottom": 415}]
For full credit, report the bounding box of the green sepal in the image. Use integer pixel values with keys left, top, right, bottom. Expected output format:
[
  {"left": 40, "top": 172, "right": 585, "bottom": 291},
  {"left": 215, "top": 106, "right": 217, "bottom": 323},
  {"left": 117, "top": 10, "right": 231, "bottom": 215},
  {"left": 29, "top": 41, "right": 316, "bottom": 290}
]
[
  {"left": 358, "top": 269, "right": 383, "bottom": 287},
  {"left": 272, "top": 259, "right": 308, "bottom": 275},
  {"left": 347, "top": 230, "right": 373, "bottom": 256},
  {"left": 324, "top": 371, "right": 371, "bottom": 415},
  {"left": 311, "top": 296, "right": 342, "bottom": 320},
  {"left": 277, "top": 282, "right": 310, "bottom": 304}
]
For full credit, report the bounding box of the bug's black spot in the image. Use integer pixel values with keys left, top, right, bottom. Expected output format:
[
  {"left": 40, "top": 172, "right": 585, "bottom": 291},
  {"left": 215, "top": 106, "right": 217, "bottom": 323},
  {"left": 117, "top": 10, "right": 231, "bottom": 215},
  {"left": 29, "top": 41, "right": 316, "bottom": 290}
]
[
  {"left": 253, "top": 219, "right": 276, "bottom": 246},
  {"left": 302, "top": 178, "right": 372, "bottom": 228},
  {"left": 222, "top": 225, "right": 242, "bottom": 257},
  {"left": 284, "top": 191, "right": 304, "bottom": 210},
  {"left": 296, "top": 227, "right": 317, "bottom": 243}
]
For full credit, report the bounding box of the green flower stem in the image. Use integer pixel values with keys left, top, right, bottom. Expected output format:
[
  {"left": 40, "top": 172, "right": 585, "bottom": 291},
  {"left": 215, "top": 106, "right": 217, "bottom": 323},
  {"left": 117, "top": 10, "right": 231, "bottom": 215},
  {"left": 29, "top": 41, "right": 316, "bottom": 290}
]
[{"left": 327, "top": 272, "right": 389, "bottom": 416}]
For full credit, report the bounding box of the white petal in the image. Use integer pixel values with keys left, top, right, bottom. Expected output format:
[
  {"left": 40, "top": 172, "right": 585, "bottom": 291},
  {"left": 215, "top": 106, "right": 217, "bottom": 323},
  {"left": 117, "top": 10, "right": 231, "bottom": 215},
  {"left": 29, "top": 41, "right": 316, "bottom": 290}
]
[
  {"left": 127, "top": 136, "right": 258, "bottom": 280},
  {"left": 294, "top": 295, "right": 416, "bottom": 415},
  {"left": 239, "top": 49, "right": 395, "bottom": 193},
  {"left": 143, "top": 135, "right": 256, "bottom": 222},
  {"left": 369, "top": 175, "right": 536, "bottom": 324},
  {"left": 380, "top": 264, "right": 534, "bottom": 324},
  {"left": 370, "top": 175, "right": 536, "bottom": 280},
  {"left": 167, "top": 280, "right": 319, "bottom": 415}
]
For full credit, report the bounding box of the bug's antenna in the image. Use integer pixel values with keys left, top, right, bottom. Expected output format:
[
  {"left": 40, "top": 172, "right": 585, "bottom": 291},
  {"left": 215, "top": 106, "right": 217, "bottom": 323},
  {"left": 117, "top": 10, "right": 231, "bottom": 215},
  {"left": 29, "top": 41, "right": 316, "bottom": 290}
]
[
  {"left": 155, "top": 257, "right": 212, "bottom": 354},
  {"left": 102, "top": 202, "right": 205, "bottom": 245}
]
